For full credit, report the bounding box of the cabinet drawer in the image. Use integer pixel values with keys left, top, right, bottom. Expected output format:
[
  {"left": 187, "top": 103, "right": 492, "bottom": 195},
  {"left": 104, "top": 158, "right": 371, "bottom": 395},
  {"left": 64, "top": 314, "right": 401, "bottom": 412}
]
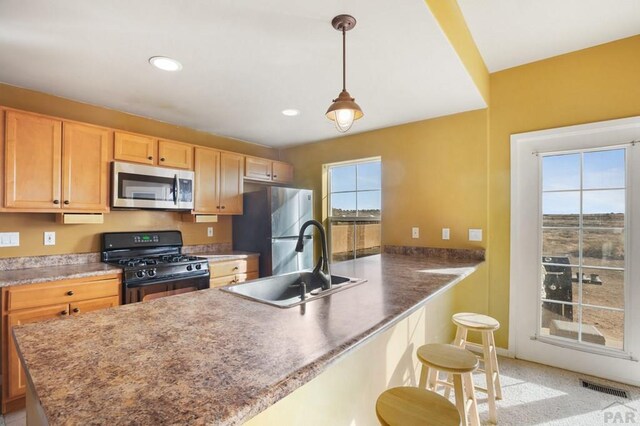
[
  {"left": 210, "top": 275, "right": 237, "bottom": 288},
  {"left": 8, "top": 278, "right": 120, "bottom": 311},
  {"left": 237, "top": 271, "right": 259, "bottom": 282},
  {"left": 209, "top": 257, "right": 258, "bottom": 278},
  {"left": 70, "top": 296, "right": 119, "bottom": 315}
]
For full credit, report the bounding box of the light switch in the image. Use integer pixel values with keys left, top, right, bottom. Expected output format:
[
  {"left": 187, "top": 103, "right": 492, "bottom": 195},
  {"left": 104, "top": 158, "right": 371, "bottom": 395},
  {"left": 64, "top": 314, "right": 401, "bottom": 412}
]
[
  {"left": 468, "top": 228, "right": 483, "bottom": 242},
  {"left": 207, "top": 227, "right": 214, "bottom": 237},
  {"left": 44, "top": 231, "right": 56, "bottom": 246},
  {"left": 442, "top": 228, "right": 450, "bottom": 240},
  {"left": 412, "top": 227, "right": 420, "bottom": 239}
]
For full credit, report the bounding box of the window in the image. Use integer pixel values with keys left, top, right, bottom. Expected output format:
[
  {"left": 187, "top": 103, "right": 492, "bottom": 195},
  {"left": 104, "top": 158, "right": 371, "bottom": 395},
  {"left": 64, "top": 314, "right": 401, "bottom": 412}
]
[{"left": 327, "top": 159, "right": 381, "bottom": 262}]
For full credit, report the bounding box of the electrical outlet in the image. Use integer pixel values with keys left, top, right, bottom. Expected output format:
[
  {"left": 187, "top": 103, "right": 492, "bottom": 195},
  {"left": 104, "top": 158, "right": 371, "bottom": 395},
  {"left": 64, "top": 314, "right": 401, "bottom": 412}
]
[
  {"left": 412, "top": 227, "right": 419, "bottom": 239},
  {"left": 0, "top": 232, "right": 19, "bottom": 247},
  {"left": 207, "top": 227, "right": 214, "bottom": 237},
  {"left": 442, "top": 228, "right": 450, "bottom": 240},
  {"left": 44, "top": 231, "right": 56, "bottom": 246},
  {"left": 468, "top": 228, "right": 483, "bottom": 242}
]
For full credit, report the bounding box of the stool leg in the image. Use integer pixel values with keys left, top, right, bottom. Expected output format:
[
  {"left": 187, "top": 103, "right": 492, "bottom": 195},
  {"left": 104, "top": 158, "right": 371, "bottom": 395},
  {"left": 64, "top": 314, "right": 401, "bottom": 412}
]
[
  {"left": 446, "top": 327, "right": 468, "bottom": 399},
  {"left": 489, "top": 331, "right": 503, "bottom": 400},
  {"left": 453, "top": 374, "right": 468, "bottom": 426},
  {"left": 419, "top": 363, "right": 428, "bottom": 389},
  {"left": 482, "top": 331, "right": 498, "bottom": 424},
  {"left": 427, "top": 367, "right": 438, "bottom": 391},
  {"left": 463, "top": 372, "right": 480, "bottom": 426}
]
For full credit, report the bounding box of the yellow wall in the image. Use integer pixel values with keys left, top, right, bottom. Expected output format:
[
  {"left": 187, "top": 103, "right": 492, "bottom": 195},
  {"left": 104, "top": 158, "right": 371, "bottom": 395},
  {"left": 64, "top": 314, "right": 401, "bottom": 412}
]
[
  {"left": 487, "top": 35, "right": 640, "bottom": 346},
  {"left": 0, "top": 83, "right": 278, "bottom": 258}
]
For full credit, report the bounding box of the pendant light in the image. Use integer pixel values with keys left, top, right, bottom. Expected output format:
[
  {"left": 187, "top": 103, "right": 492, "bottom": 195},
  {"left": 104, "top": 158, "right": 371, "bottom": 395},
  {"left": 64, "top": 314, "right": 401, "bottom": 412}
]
[{"left": 326, "top": 14, "right": 363, "bottom": 133}]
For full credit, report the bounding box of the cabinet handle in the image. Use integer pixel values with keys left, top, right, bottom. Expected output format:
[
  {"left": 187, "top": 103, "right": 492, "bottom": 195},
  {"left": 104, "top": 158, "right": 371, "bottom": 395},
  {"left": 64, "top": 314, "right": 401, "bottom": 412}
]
[
  {"left": 64, "top": 200, "right": 70, "bottom": 205},
  {"left": 61, "top": 310, "right": 68, "bottom": 316},
  {"left": 160, "top": 157, "right": 166, "bottom": 162},
  {"left": 66, "top": 290, "right": 74, "bottom": 296},
  {"left": 148, "top": 156, "right": 153, "bottom": 160},
  {"left": 53, "top": 199, "right": 60, "bottom": 205},
  {"left": 73, "top": 308, "right": 80, "bottom": 313}
]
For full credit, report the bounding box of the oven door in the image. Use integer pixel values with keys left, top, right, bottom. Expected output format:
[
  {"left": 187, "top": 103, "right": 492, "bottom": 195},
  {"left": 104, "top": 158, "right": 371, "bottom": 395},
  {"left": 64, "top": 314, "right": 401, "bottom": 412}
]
[
  {"left": 125, "top": 275, "right": 209, "bottom": 304},
  {"left": 112, "top": 161, "right": 194, "bottom": 210}
]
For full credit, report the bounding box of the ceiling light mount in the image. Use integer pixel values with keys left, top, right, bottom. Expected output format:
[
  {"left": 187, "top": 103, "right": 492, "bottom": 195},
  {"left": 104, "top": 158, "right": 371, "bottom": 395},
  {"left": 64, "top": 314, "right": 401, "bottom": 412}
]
[
  {"left": 326, "top": 14, "right": 363, "bottom": 133},
  {"left": 149, "top": 56, "right": 183, "bottom": 72}
]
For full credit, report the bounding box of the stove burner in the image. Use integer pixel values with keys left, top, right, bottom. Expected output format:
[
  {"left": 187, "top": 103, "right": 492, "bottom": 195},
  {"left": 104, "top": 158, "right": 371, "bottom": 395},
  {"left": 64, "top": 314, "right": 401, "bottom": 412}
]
[{"left": 160, "top": 255, "right": 199, "bottom": 263}]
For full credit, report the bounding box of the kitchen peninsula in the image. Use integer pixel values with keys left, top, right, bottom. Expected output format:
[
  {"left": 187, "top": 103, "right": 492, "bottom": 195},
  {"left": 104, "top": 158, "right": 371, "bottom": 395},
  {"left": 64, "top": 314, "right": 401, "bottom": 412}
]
[{"left": 13, "top": 251, "right": 482, "bottom": 425}]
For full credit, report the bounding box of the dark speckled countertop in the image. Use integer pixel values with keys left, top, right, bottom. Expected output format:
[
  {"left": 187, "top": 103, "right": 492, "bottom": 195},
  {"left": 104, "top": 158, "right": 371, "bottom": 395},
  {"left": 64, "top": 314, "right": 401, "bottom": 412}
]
[{"left": 13, "top": 254, "right": 482, "bottom": 425}]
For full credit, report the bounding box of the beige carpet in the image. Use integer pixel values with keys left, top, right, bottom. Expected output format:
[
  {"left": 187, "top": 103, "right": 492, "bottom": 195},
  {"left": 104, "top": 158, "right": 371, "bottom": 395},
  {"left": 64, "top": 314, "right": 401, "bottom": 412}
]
[{"left": 472, "top": 356, "right": 640, "bottom": 425}]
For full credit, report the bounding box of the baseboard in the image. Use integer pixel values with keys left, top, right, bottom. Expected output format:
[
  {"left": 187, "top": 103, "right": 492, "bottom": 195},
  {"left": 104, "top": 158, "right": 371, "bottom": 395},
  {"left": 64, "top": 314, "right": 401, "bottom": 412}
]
[{"left": 496, "top": 347, "right": 515, "bottom": 358}]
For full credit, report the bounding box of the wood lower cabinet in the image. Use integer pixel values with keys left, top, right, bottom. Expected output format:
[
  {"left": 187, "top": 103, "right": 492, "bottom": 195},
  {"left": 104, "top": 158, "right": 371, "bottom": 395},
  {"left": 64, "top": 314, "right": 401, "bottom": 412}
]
[
  {"left": 209, "top": 256, "right": 259, "bottom": 288},
  {"left": 194, "top": 148, "right": 243, "bottom": 215},
  {"left": 1, "top": 274, "right": 121, "bottom": 413},
  {"left": 114, "top": 131, "right": 156, "bottom": 165},
  {"left": 244, "top": 156, "right": 294, "bottom": 184}
]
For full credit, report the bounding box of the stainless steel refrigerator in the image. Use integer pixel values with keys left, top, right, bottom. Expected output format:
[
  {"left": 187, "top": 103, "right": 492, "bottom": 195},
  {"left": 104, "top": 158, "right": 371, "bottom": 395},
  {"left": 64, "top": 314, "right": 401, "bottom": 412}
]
[{"left": 233, "top": 187, "right": 313, "bottom": 277}]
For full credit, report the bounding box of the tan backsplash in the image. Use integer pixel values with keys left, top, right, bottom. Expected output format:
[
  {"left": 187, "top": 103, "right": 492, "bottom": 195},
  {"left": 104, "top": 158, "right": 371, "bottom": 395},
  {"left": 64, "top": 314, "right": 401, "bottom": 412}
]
[{"left": 0, "top": 211, "right": 232, "bottom": 259}]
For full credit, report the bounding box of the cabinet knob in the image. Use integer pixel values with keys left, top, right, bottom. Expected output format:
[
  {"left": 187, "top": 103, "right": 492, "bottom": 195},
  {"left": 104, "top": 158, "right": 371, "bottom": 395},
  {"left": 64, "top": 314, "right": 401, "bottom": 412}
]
[
  {"left": 148, "top": 156, "right": 153, "bottom": 160},
  {"left": 66, "top": 290, "right": 74, "bottom": 296},
  {"left": 160, "top": 157, "right": 166, "bottom": 162},
  {"left": 61, "top": 310, "right": 68, "bottom": 316},
  {"left": 53, "top": 199, "right": 60, "bottom": 205},
  {"left": 73, "top": 308, "right": 80, "bottom": 313},
  {"left": 64, "top": 200, "right": 70, "bottom": 205},
  {"left": 221, "top": 206, "right": 225, "bottom": 209},
  {"left": 233, "top": 266, "right": 239, "bottom": 271},
  {"left": 266, "top": 173, "right": 271, "bottom": 177},
  {"left": 273, "top": 175, "right": 278, "bottom": 179}
]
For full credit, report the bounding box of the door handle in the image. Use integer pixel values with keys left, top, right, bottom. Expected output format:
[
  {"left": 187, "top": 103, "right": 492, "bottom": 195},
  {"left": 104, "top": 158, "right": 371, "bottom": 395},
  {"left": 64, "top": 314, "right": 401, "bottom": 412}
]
[{"left": 173, "top": 175, "right": 178, "bottom": 205}]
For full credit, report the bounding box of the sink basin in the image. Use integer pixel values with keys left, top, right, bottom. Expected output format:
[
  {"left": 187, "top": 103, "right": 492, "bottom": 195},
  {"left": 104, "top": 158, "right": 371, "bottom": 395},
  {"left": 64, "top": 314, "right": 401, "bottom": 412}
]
[{"left": 219, "top": 271, "right": 367, "bottom": 308}]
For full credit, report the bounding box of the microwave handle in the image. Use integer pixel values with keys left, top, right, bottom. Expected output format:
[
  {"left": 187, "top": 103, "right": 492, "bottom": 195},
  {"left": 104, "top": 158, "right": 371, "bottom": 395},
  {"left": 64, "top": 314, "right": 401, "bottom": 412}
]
[{"left": 173, "top": 175, "right": 179, "bottom": 205}]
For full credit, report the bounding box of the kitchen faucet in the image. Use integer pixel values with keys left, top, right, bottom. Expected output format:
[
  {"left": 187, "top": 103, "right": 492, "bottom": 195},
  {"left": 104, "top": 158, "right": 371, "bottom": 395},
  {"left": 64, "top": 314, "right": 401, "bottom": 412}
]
[{"left": 295, "top": 219, "right": 332, "bottom": 291}]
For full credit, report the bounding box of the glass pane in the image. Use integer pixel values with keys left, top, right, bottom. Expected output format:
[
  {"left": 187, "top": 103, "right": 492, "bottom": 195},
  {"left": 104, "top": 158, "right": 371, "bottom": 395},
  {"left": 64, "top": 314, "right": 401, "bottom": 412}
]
[
  {"left": 581, "top": 268, "right": 624, "bottom": 310},
  {"left": 357, "top": 162, "right": 381, "bottom": 191},
  {"left": 540, "top": 301, "right": 577, "bottom": 341},
  {"left": 581, "top": 307, "right": 623, "bottom": 350},
  {"left": 330, "top": 221, "right": 354, "bottom": 262},
  {"left": 581, "top": 229, "right": 624, "bottom": 268},
  {"left": 542, "top": 229, "right": 579, "bottom": 265},
  {"left": 583, "top": 149, "right": 625, "bottom": 189},
  {"left": 542, "top": 154, "right": 580, "bottom": 191},
  {"left": 330, "top": 192, "right": 356, "bottom": 217},
  {"left": 541, "top": 263, "right": 576, "bottom": 304},
  {"left": 542, "top": 192, "right": 579, "bottom": 227},
  {"left": 357, "top": 191, "right": 381, "bottom": 217},
  {"left": 583, "top": 190, "right": 625, "bottom": 227},
  {"left": 355, "top": 222, "right": 381, "bottom": 259},
  {"left": 330, "top": 165, "right": 356, "bottom": 192}
]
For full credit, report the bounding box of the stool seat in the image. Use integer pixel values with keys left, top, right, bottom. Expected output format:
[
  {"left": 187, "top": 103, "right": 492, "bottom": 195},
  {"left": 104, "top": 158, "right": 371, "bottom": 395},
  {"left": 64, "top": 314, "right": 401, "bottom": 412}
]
[
  {"left": 452, "top": 312, "right": 500, "bottom": 331},
  {"left": 376, "top": 386, "right": 461, "bottom": 426},
  {"left": 417, "top": 343, "right": 479, "bottom": 373}
]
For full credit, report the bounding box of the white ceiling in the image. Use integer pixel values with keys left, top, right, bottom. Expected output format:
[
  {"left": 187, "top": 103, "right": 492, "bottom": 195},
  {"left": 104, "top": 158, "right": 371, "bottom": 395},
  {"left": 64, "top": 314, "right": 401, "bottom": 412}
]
[
  {"left": 458, "top": 0, "right": 640, "bottom": 72},
  {"left": 0, "top": 0, "right": 486, "bottom": 148}
]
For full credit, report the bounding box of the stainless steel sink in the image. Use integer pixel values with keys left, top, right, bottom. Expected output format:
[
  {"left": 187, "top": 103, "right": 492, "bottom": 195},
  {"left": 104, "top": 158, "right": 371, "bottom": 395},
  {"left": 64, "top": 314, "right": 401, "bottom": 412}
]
[{"left": 219, "top": 271, "right": 367, "bottom": 308}]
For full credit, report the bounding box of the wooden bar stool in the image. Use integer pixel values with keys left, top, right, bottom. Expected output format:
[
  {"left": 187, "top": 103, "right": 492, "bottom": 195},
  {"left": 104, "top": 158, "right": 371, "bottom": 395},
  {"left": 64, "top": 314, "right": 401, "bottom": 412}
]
[
  {"left": 451, "top": 312, "right": 502, "bottom": 424},
  {"left": 376, "top": 386, "right": 461, "bottom": 426},
  {"left": 417, "top": 343, "right": 480, "bottom": 426}
]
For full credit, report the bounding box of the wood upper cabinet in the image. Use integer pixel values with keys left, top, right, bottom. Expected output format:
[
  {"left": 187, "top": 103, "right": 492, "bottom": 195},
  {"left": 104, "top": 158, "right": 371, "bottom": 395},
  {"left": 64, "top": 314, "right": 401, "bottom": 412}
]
[
  {"left": 272, "top": 161, "right": 294, "bottom": 184},
  {"left": 193, "top": 148, "right": 243, "bottom": 215},
  {"left": 158, "top": 139, "right": 193, "bottom": 170},
  {"left": 219, "top": 152, "right": 244, "bottom": 214},
  {"left": 5, "top": 111, "right": 62, "bottom": 209},
  {"left": 62, "top": 122, "right": 111, "bottom": 211},
  {"left": 244, "top": 156, "right": 294, "bottom": 184},
  {"left": 114, "top": 132, "right": 156, "bottom": 165}
]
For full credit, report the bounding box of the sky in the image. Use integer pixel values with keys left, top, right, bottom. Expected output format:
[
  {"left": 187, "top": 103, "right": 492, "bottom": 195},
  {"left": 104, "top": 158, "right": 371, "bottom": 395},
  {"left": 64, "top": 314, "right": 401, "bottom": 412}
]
[
  {"left": 542, "top": 149, "right": 625, "bottom": 215},
  {"left": 330, "top": 161, "right": 381, "bottom": 213}
]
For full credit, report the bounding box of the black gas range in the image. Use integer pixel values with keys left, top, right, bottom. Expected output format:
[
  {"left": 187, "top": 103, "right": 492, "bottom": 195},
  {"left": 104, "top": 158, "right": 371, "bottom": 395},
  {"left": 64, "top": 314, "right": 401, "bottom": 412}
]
[{"left": 102, "top": 231, "right": 210, "bottom": 304}]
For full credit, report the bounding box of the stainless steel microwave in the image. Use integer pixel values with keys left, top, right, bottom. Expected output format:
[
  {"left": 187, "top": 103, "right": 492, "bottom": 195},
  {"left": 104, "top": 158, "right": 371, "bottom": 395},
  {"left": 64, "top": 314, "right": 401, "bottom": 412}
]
[{"left": 112, "top": 161, "right": 194, "bottom": 210}]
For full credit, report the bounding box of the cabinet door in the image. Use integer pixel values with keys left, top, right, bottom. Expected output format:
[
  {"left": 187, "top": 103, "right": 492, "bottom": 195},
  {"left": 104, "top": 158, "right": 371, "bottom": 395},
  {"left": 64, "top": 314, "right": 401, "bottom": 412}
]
[
  {"left": 272, "top": 161, "right": 294, "bottom": 184},
  {"left": 219, "top": 152, "right": 244, "bottom": 214},
  {"left": 194, "top": 147, "right": 221, "bottom": 213},
  {"left": 7, "top": 304, "right": 69, "bottom": 399},
  {"left": 70, "top": 296, "right": 119, "bottom": 315},
  {"left": 62, "top": 122, "right": 111, "bottom": 211},
  {"left": 158, "top": 139, "right": 194, "bottom": 170},
  {"left": 114, "top": 132, "right": 156, "bottom": 165},
  {"left": 245, "top": 156, "right": 272, "bottom": 181},
  {"left": 5, "top": 111, "right": 62, "bottom": 209}
]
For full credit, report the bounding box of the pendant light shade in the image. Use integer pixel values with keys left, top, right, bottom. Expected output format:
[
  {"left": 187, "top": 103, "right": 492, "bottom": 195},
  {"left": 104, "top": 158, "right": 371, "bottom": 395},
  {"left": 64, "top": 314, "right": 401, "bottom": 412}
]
[{"left": 326, "top": 15, "right": 363, "bottom": 133}]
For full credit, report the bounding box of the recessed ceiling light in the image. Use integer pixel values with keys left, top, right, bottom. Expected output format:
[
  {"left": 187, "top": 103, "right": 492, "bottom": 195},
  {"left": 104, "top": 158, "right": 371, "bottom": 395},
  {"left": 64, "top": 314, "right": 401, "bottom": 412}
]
[
  {"left": 282, "top": 109, "right": 300, "bottom": 117},
  {"left": 149, "top": 56, "right": 182, "bottom": 72}
]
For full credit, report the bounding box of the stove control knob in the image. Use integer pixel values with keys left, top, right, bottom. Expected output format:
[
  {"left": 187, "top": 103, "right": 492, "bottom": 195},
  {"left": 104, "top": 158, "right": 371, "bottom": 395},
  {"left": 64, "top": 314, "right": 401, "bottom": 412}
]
[
  {"left": 136, "top": 270, "right": 146, "bottom": 278},
  {"left": 148, "top": 269, "right": 157, "bottom": 277},
  {"left": 195, "top": 264, "right": 202, "bottom": 270},
  {"left": 186, "top": 265, "right": 193, "bottom": 271}
]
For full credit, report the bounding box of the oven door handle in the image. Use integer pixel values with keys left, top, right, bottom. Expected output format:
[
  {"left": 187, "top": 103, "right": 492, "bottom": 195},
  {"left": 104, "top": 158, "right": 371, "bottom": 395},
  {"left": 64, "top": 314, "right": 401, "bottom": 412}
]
[{"left": 173, "top": 174, "right": 179, "bottom": 205}]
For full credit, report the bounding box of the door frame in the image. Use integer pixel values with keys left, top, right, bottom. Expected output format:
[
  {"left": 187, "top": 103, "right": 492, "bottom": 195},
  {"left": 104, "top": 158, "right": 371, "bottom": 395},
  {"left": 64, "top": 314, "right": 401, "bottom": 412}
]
[{"left": 509, "top": 116, "right": 640, "bottom": 385}]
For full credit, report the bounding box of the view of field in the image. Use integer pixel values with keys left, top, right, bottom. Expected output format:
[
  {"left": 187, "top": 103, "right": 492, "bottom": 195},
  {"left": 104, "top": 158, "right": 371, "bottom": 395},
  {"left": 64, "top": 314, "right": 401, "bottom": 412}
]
[{"left": 541, "top": 213, "right": 624, "bottom": 349}]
